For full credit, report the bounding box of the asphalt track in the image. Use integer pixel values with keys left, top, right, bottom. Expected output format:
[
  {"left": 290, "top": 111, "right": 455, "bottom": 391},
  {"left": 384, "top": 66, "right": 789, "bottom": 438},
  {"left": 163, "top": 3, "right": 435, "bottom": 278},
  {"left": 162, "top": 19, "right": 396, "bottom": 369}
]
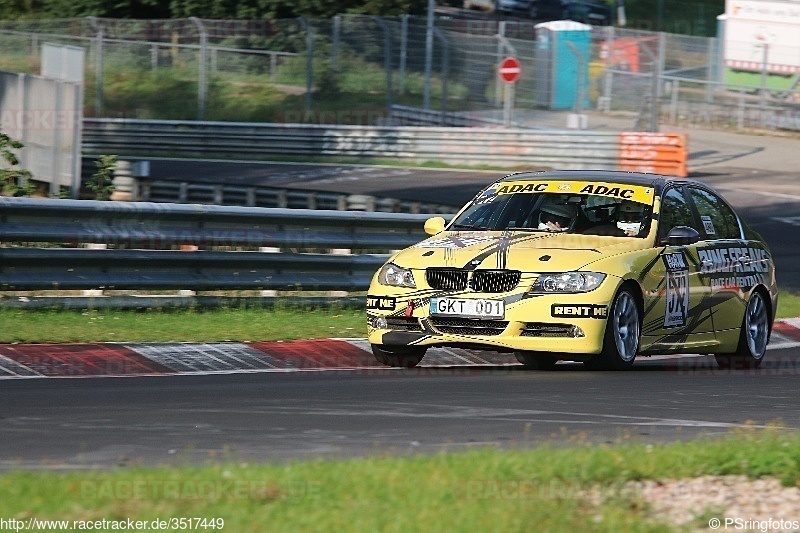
[
  {"left": 3, "top": 126, "right": 800, "bottom": 467},
  {"left": 1, "top": 324, "right": 800, "bottom": 468}
]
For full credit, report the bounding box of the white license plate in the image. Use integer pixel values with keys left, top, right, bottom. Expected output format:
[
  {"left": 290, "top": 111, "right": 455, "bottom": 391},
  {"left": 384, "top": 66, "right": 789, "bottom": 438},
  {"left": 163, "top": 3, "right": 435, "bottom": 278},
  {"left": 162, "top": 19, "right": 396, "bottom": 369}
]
[{"left": 429, "top": 298, "right": 505, "bottom": 319}]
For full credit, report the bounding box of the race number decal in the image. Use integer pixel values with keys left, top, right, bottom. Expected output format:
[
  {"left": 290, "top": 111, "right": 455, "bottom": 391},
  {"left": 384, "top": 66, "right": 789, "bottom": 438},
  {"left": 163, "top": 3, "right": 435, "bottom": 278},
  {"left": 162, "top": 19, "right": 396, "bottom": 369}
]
[
  {"left": 663, "top": 253, "right": 689, "bottom": 328},
  {"left": 700, "top": 215, "right": 716, "bottom": 236}
]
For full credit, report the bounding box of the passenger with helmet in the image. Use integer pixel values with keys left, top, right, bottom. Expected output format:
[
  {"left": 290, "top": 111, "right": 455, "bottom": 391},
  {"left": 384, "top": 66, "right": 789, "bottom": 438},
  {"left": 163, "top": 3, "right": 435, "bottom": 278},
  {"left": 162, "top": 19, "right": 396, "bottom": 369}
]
[
  {"left": 538, "top": 201, "right": 578, "bottom": 232},
  {"left": 615, "top": 200, "right": 646, "bottom": 236}
]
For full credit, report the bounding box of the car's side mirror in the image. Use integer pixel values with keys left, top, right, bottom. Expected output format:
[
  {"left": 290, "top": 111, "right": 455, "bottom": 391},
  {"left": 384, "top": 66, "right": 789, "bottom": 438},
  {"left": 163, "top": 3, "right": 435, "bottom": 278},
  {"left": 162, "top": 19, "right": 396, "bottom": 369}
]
[
  {"left": 424, "top": 217, "right": 446, "bottom": 236},
  {"left": 664, "top": 226, "right": 700, "bottom": 246}
]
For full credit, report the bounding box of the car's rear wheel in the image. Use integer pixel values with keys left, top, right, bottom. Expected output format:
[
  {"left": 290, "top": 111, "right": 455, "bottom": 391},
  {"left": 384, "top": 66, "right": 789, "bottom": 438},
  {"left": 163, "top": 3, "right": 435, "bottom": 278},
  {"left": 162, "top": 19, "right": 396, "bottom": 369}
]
[
  {"left": 515, "top": 351, "right": 558, "bottom": 370},
  {"left": 591, "top": 287, "right": 640, "bottom": 370},
  {"left": 371, "top": 344, "right": 426, "bottom": 368},
  {"left": 715, "top": 290, "right": 769, "bottom": 370}
]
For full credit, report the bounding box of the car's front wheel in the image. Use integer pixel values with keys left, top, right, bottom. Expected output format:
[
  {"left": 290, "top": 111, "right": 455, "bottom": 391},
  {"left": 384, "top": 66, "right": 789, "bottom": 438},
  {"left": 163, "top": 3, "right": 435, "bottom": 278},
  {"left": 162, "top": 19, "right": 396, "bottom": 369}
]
[
  {"left": 371, "top": 344, "right": 426, "bottom": 368},
  {"left": 715, "top": 290, "right": 769, "bottom": 370},
  {"left": 590, "top": 287, "right": 640, "bottom": 370},
  {"left": 515, "top": 351, "right": 558, "bottom": 370}
]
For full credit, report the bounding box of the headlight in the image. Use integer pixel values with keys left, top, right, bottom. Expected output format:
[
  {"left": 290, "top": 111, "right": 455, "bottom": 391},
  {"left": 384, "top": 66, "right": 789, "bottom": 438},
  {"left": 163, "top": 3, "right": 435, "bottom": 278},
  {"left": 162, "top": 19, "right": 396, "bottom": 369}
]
[
  {"left": 378, "top": 263, "right": 416, "bottom": 288},
  {"left": 530, "top": 272, "right": 606, "bottom": 293}
]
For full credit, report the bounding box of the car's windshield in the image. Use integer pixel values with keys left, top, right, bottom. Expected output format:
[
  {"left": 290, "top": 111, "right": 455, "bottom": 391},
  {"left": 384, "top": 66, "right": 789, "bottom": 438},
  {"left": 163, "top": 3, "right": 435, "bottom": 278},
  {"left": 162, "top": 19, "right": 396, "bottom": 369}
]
[{"left": 450, "top": 180, "right": 655, "bottom": 238}]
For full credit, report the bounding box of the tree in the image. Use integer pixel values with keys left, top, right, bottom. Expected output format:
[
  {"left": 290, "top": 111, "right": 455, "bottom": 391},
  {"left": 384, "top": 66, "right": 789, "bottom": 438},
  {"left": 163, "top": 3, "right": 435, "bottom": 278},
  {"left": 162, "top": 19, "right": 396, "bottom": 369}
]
[
  {"left": 86, "top": 154, "right": 117, "bottom": 201},
  {"left": 0, "top": 132, "right": 34, "bottom": 197}
]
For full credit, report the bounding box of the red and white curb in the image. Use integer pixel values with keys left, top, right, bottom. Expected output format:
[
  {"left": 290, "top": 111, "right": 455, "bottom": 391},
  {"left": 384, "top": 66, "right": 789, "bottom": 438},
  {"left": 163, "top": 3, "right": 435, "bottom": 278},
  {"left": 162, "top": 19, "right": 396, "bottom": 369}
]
[{"left": 0, "top": 320, "right": 799, "bottom": 379}]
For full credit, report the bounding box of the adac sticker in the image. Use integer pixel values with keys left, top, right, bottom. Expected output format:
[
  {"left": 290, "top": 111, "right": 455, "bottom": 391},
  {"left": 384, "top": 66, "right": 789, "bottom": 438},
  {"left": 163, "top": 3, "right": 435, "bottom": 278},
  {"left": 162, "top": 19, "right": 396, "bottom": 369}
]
[
  {"left": 551, "top": 304, "right": 608, "bottom": 319},
  {"left": 663, "top": 252, "right": 688, "bottom": 328},
  {"left": 366, "top": 295, "right": 396, "bottom": 311},
  {"left": 494, "top": 180, "right": 654, "bottom": 204}
]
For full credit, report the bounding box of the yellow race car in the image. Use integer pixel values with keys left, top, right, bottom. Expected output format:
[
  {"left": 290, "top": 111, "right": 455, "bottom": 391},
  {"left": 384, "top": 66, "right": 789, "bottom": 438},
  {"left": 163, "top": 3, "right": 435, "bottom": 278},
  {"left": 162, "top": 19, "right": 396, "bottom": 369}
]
[{"left": 366, "top": 170, "right": 778, "bottom": 370}]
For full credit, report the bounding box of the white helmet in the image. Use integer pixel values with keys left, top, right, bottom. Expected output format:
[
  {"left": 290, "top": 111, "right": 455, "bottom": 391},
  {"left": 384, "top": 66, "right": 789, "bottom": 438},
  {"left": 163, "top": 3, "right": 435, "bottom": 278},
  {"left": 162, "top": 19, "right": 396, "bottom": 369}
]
[
  {"left": 616, "top": 201, "right": 644, "bottom": 235},
  {"left": 538, "top": 201, "right": 577, "bottom": 232}
]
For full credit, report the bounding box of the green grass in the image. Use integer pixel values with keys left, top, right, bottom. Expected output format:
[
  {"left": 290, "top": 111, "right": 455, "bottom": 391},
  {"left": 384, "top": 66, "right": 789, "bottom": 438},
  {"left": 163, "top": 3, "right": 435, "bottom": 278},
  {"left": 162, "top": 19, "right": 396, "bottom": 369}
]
[
  {"left": 778, "top": 290, "right": 800, "bottom": 321},
  {"left": 0, "top": 429, "right": 798, "bottom": 530},
  {"left": 0, "top": 290, "right": 798, "bottom": 344},
  {"left": 0, "top": 306, "right": 366, "bottom": 343}
]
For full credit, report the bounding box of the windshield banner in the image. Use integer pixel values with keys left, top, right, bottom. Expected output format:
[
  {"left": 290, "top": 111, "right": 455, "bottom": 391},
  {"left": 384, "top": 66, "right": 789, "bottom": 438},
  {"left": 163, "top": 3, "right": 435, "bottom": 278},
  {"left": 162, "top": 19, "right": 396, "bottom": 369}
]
[{"left": 486, "top": 181, "right": 655, "bottom": 205}]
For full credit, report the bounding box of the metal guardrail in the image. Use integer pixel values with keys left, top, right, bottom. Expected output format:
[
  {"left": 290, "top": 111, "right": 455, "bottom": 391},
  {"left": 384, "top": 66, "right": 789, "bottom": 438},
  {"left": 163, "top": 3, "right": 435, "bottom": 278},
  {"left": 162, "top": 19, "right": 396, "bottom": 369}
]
[
  {"left": 132, "top": 179, "right": 457, "bottom": 214},
  {"left": 0, "top": 197, "right": 437, "bottom": 292},
  {"left": 82, "top": 118, "right": 622, "bottom": 169}
]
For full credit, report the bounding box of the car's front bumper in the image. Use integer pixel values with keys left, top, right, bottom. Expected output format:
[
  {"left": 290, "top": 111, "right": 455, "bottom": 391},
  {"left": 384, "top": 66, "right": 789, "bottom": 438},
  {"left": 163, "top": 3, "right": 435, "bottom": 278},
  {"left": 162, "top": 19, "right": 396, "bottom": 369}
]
[{"left": 366, "top": 280, "right": 622, "bottom": 355}]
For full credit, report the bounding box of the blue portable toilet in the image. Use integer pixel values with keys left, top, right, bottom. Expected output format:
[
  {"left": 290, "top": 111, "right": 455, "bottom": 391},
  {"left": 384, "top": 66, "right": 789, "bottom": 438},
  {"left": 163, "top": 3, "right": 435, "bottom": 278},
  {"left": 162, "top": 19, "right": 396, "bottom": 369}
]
[{"left": 534, "top": 20, "right": 592, "bottom": 110}]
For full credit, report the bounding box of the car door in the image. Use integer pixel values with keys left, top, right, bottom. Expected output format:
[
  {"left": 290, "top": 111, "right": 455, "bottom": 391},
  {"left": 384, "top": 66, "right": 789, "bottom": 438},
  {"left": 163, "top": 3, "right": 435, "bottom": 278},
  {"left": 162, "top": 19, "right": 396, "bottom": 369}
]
[
  {"left": 685, "top": 186, "right": 766, "bottom": 334},
  {"left": 641, "top": 186, "right": 715, "bottom": 349}
]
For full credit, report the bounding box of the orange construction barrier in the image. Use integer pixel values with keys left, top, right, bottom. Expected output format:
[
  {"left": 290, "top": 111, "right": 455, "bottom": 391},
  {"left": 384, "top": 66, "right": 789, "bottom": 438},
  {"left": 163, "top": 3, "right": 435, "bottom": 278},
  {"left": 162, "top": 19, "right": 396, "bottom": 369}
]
[{"left": 617, "top": 132, "right": 688, "bottom": 177}]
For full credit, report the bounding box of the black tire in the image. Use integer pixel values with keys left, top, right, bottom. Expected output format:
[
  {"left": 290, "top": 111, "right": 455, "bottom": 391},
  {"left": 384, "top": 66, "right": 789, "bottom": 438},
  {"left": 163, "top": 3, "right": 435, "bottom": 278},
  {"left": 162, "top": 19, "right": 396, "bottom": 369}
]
[
  {"left": 371, "top": 344, "right": 426, "bottom": 368},
  {"left": 515, "top": 351, "right": 558, "bottom": 370},
  {"left": 715, "top": 290, "right": 769, "bottom": 370},
  {"left": 582, "top": 356, "right": 606, "bottom": 370},
  {"left": 592, "top": 287, "right": 640, "bottom": 371}
]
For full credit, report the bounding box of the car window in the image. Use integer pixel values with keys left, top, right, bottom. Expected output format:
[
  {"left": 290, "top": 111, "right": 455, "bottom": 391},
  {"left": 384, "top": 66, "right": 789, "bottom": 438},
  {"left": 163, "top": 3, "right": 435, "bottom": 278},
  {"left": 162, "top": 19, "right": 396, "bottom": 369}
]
[
  {"left": 658, "top": 187, "right": 695, "bottom": 241},
  {"left": 687, "top": 187, "right": 741, "bottom": 240},
  {"left": 448, "top": 180, "right": 655, "bottom": 237}
]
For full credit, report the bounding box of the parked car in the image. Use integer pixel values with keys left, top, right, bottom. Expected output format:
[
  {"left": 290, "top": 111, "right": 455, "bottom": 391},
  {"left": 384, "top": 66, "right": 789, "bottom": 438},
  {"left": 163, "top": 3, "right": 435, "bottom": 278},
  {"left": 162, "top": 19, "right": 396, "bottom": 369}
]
[
  {"left": 366, "top": 170, "right": 777, "bottom": 370},
  {"left": 497, "top": 0, "right": 612, "bottom": 24}
]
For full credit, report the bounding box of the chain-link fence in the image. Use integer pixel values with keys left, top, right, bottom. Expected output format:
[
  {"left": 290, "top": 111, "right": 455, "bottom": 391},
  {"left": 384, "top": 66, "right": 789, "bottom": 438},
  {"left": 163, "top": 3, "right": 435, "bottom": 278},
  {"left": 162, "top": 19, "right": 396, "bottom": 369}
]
[{"left": 0, "top": 15, "right": 798, "bottom": 132}]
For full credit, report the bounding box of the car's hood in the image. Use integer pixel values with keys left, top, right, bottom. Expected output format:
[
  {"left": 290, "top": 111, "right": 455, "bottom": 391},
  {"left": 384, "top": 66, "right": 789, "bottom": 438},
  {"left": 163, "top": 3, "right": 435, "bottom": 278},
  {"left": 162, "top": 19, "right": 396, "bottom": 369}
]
[{"left": 396, "top": 230, "right": 648, "bottom": 272}]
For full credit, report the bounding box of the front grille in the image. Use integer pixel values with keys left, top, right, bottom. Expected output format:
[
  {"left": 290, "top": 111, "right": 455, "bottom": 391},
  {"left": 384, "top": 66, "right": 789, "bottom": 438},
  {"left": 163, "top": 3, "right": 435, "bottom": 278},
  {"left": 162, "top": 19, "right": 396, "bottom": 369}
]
[
  {"left": 521, "top": 323, "right": 575, "bottom": 337},
  {"left": 470, "top": 270, "right": 521, "bottom": 293},
  {"left": 386, "top": 317, "right": 422, "bottom": 332},
  {"left": 426, "top": 268, "right": 468, "bottom": 290},
  {"left": 430, "top": 317, "right": 508, "bottom": 336},
  {"left": 426, "top": 268, "right": 521, "bottom": 293}
]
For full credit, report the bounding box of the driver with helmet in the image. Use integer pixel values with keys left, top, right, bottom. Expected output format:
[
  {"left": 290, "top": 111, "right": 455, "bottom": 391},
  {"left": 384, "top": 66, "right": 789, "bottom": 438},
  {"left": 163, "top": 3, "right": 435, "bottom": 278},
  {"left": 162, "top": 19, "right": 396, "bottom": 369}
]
[
  {"left": 538, "top": 201, "right": 578, "bottom": 232},
  {"left": 616, "top": 200, "right": 645, "bottom": 236}
]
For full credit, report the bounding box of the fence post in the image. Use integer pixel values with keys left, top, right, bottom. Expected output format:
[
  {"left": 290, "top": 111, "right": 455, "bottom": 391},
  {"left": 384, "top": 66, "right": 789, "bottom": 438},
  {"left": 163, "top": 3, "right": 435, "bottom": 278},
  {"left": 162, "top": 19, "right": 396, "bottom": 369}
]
[
  {"left": 669, "top": 79, "right": 679, "bottom": 125},
  {"left": 706, "top": 36, "right": 716, "bottom": 104},
  {"left": 16, "top": 74, "right": 28, "bottom": 174},
  {"left": 434, "top": 28, "right": 448, "bottom": 116},
  {"left": 399, "top": 15, "right": 408, "bottom": 96},
  {"left": 600, "top": 25, "right": 615, "bottom": 112},
  {"left": 189, "top": 17, "right": 207, "bottom": 120},
  {"left": 495, "top": 21, "right": 506, "bottom": 107},
  {"left": 87, "top": 17, "right": 104, "bottom": 117},
  {"left": 71, "top": 80, "right": 83, "bottom": 199},
  {"left": 423, "top": 0, "right": 434, "bottom": 110},
  {"left": 374, "top": 17, "right": 393, "bottom": 113},
  {"left": 649, "top": 32, "right": 665, "bottom": 132},
  {"left": 297, "top": 18, "right": 313, "bottom": 114},
  {"left": 332, "top": 16, "right": 341, "bottom": 90}
]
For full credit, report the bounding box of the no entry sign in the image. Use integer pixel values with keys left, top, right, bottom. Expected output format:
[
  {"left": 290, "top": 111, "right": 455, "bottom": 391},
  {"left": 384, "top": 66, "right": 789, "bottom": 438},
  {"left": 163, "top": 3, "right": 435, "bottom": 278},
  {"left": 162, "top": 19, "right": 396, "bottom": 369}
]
[{"left": 498, "top": 57, "right": 521, "bottom": 83}]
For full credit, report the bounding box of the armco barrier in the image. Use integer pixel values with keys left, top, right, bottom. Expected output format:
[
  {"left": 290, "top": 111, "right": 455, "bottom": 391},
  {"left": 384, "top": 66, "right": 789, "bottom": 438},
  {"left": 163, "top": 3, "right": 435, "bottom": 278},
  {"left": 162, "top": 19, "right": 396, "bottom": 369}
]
[
  {"left": 0, "top": 197, "right": 435, "bottom": 292},
  {"left": 617, "top": 132, "right": 688, "bottom": 177},
  {"left": 82, "top": 119, "right": 689, "bottom": 177},
  {"left": 82, "top": 119, "right": 622, "bottom": 170}
]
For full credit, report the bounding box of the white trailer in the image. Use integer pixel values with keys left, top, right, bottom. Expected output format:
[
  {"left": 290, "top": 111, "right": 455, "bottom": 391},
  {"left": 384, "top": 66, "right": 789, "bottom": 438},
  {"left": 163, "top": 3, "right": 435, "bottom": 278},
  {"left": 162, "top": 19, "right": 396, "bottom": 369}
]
[{"left": 719, "top": 0, "right": 800, "bottom": 89}]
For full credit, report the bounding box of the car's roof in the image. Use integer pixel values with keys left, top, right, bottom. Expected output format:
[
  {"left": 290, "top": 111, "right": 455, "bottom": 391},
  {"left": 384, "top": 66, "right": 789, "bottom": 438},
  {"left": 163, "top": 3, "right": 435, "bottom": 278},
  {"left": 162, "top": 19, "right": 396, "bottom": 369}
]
[{"left": 495, "top": 170, "right": 700, "bottom": 195}]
